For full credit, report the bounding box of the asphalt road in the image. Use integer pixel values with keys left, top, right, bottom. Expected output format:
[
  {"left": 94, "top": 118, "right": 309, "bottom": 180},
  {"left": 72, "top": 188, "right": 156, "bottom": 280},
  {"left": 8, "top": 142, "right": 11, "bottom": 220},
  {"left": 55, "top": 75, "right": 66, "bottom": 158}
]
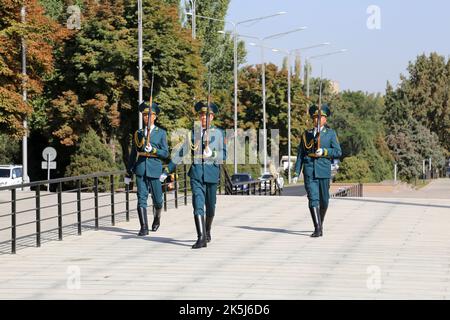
[{"left": 281, "top": 184, "right": 307, "bottom": 196}]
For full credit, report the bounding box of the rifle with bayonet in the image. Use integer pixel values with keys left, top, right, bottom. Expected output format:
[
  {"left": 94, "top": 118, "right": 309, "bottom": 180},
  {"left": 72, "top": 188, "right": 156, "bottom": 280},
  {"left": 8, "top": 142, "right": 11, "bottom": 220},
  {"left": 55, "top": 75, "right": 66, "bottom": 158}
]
[{"left": 146, "top": 66, "right": 155, "bottom": 148}]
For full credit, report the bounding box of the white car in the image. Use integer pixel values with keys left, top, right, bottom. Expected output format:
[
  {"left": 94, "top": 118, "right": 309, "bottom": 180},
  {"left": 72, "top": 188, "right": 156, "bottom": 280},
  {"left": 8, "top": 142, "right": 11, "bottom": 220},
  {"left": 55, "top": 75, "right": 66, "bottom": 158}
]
[
  {"left": 0, "top": 165, "right": 23, "bottom": 187},
  {"left": 259, "top": 173, "right": 284, "bottom": 191}
]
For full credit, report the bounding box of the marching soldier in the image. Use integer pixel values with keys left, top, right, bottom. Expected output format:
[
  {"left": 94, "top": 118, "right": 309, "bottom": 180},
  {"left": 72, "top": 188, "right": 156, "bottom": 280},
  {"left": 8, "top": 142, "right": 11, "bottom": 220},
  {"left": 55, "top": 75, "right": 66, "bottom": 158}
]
[
  {"left": 126, "top": 102, "right": 169, "bottom": 236},
  {"left": 160, "top": 101, "right": 226, "bottom": 249},
  {"left": 292, "top": 104, "right": 341, "bottom": 237}
]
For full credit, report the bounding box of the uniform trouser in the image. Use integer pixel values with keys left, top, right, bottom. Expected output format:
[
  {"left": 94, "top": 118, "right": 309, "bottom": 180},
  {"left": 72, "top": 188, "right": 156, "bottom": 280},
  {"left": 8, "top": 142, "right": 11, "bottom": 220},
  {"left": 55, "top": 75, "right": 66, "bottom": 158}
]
[
  {"left": 190, "top": 178, "right": 217, "bottom": 217},
  {"left": 304, "top": 177, "right": 330, "bottom": 209},
  {"left": 136, "top": 175, "right": 163, "bottom": 209}
]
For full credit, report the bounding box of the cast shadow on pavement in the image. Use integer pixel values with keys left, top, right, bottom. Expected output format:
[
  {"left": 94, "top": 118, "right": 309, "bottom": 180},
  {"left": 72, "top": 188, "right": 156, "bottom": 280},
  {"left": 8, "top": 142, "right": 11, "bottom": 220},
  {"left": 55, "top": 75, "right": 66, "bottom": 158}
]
[
  {"left": 235, "top": 225, "right": 312, "bottom": 237},
  {"left": 91, "top": 225, "right": 193, "bottom": 247}
]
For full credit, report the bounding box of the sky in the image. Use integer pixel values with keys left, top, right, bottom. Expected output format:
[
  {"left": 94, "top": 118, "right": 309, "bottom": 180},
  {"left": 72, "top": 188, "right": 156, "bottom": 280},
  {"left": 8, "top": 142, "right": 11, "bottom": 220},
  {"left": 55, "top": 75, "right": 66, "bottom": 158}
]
[{"left": 224, "top": 0, "right": 450, "bottom": 94}]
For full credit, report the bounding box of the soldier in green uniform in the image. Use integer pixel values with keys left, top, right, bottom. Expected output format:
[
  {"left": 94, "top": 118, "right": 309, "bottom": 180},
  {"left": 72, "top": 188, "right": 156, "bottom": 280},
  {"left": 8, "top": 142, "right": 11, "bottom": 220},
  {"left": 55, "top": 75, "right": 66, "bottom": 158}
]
[
  {"left": 125, "top": 102, "right": 169, "bottom": 236},
  {"left": 292, "top": 104, "right": 341, "bottom": 237},
  {"left": 160, "top": 101, "right": 226, "bottom": 249}
]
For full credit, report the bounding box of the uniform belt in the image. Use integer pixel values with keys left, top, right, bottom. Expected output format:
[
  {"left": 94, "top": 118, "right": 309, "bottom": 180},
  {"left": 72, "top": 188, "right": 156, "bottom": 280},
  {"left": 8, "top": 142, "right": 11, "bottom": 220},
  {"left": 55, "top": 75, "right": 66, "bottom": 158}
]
[
  {"left": 307, "top": 153, "right": 320, "bottom": 158},
  {"left": 138, "top": 152, "right": 158, "bottom": 158}
]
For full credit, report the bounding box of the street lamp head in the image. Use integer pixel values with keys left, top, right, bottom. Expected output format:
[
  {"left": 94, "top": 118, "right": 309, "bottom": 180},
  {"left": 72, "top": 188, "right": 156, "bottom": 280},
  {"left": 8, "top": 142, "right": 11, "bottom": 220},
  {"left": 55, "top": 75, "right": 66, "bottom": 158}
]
[
  {"left": 277, "top": 11, "right": 287, "bottom": 15},
  {"left": 249, "top": 42, "right": 257, "bottom": 46}
]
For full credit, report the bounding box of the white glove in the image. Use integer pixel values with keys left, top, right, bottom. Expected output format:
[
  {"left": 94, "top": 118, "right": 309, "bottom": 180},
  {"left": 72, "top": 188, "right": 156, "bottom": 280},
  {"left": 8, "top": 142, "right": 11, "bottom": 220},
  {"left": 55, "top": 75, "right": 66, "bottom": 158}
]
[
  {"left": 292, "top": 177, "right": 298, "bottom": 184},
  {"left": 124, "top": 177, "right": 131, "bottom": 185},
  {"left": 144, "top": 144, "right": 152, "bottom": 153},
  {"left": 315, "top": 148, "right": 323, "bottom": 157},
  {"left": 203, "top": 146, "right": 213, "bottom": 157},
  {"left": 159, "top": 173, "right": 168, "bottom": 183}
]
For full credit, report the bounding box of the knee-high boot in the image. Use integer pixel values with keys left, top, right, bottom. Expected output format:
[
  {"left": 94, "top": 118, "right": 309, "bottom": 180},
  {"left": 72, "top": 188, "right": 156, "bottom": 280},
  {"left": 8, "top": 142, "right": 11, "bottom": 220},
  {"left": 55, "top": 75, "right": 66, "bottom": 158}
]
[
  {"left": 137, "top": 207, "right": 149, "bottom": 236},
  {"left": 320, "top": 206, "right": 328, "bottom": 225},
  {"left": 206, "top": 215, "right": 214, "bottom": 243},
  {"left": 309, "top": 207, "right": 322, "bottom": 237},
  {"left": 192, "top": 215, "right": 207, "bottom": 249},
  {"left": 152, "top": 207, "right": 162, "bottom": 231}
]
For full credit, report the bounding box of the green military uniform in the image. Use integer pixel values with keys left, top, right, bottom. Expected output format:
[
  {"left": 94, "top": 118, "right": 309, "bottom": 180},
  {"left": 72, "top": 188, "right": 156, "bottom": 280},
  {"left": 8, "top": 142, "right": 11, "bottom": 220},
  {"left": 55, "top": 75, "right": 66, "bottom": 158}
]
[
  {"left": 164, "top": 101, "right": 226, "bottom": 249},
  {"left": 294, "top": 104, "right": 342, "bottom": 237},
  {"left": 127, "top": 102, "right": 169, "bottom": 236}
]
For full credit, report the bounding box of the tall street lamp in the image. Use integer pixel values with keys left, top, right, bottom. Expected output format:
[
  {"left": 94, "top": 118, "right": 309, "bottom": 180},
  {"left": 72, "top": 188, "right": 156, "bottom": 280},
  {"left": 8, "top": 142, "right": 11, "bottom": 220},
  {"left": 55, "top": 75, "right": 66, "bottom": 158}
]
[
  {"left": 247, "top": 26, "right": 307, "bottom": 173},
  {"left": 270, "top": 42, "right": 330, "bottom": 184},
  {"left": 138, "top": 0, "right": 143, "bottom": 129},
  {"left": 21, "top": 6, "right": 30, "bottom": 187},
  {"left": 186, "top": 11, "right": 287, "bottom": 174}
]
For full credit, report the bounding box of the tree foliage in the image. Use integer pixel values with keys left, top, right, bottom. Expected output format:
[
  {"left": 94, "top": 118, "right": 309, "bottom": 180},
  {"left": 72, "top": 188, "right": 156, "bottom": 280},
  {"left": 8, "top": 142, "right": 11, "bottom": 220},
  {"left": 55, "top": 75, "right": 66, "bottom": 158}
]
[
  {"left": 0, "top": 0, "right": 68, "bottom": 139},
  {"left": 65, "top": 128, "right": 116, "bottom": 190}
]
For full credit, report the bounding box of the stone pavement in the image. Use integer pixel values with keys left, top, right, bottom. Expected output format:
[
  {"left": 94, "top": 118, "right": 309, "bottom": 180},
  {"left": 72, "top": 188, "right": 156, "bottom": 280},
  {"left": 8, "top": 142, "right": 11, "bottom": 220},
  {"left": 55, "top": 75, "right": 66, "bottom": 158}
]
[{"left": 0, "top": 180, "right": 450, "bottom": 299}]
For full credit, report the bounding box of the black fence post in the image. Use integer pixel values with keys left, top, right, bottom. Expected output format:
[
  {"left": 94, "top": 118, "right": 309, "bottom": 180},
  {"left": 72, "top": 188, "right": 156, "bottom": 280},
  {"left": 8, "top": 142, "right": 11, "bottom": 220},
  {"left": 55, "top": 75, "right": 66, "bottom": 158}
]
[
  {"left": 110, "top": 175, "right": 115, "bottom": 226},
  {"left": 184, "top": 164, "right": 188, "bottom": 205},
  {"left": 94, "top": 177, "right": 99, "bottom": 230},
  {"left": 11, "top": 188, "right": 16, "bottom": 254},
  {"left": 35, "top": 186, "right": 41, "bottom": 247},
  {"left": 174, "top": 169, "right": 178, "bottom": 209},
  {"left": 77, "top": 180, "right": 82, "bottom": 235},
  {"left": 163, "top": 184, "right": 168, "bottom": 212},
  {"left": 125, "top": 181, "right": 130, "bottom": 222},
  {"left": 58, "top": 182, "right": 63, "bottom": 240}
]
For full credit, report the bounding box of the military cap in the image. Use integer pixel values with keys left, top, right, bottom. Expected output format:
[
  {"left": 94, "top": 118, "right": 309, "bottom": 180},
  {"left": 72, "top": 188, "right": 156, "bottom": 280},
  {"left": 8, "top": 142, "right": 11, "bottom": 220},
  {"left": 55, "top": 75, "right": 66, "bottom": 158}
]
[
  {"left": 309, "top": 103, "right": 331, "bottom": 118},
  {"left": 194, "top": 101, "right": 219, "bottom": 114},
  {"left": 139, "top": 102, "right": 160, "bottom": 115}
]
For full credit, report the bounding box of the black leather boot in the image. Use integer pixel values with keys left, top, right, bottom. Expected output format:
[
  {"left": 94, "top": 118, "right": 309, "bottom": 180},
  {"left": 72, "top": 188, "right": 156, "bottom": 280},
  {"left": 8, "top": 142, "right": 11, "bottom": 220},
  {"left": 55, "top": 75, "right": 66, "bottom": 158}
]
[
  {"left": 206, "top": 215, "right": 214, "bottom": 243},
  {"left": 137, "top": 207, "right": 149, "bottom": 236},
  {"left": 152, "top": 207, "right": 162, "bottom": 232},
  {"left": 192, "top": 215, "right": 207, "bottom": 249},
  {"left": 309, "top": 207, "right": 322, "bottom": 237},
  {"left": 320, "top": 206, "right": 328, "bottom": 225}
]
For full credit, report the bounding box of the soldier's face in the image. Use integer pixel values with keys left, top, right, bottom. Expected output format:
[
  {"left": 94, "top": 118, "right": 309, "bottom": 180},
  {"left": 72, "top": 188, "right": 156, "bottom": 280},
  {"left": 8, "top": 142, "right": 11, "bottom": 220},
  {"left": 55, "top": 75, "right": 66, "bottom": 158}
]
[
  {"left": 143, "top": 113, "right": 156, "bottom": 126},
  {"left": 313, "top": 115, "right": 327, "bottom": 127},
  {"left": 199, "top": 113, "right": 214, "bottom": 128},
  {"left": 143, "top": 113, "right": 149, "bottom": 125}
]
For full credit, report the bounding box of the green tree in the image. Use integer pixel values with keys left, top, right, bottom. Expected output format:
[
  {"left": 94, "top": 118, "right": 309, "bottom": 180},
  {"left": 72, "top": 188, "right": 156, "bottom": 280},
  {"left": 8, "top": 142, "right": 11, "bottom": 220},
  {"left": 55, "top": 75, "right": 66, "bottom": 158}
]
[
  {"left": 237, "top": 63, "right": 310, "bottom": 158},
  {"left": 0, "top": 133, "right": 21, "bottom": 164},
  {"left": 328, "top": 90, "right": 392, "bottom": 182},
  {"left": 183, "top": 0, "right": 246, "bottom": 91},
  {"left": 399, "top": 53, "right": 450, "bottom": 151},
  {"left": 384, "top": 83, "right": 446, "bottom": 181},
  {"left": 44, "top": 0, "right": 204, "bottom": 174},
  {"left": 0, "top": 0, "right": 68, "bottom": 139},
  {"left": 334, "top": 156, "right": 370, "bottom": 182},
  {"left": 65, "top": 129, "right": 117, "bottom": 190}
]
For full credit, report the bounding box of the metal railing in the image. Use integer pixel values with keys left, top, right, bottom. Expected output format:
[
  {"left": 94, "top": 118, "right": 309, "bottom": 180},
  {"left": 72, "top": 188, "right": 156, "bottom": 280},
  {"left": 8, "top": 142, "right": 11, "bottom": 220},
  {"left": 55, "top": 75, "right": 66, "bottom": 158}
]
[
  {"left": 331, "top": 183, "right": 363, "bottom": 198},
  {"left": 0, "top": 165, "right": 190, "bottom": 255}
]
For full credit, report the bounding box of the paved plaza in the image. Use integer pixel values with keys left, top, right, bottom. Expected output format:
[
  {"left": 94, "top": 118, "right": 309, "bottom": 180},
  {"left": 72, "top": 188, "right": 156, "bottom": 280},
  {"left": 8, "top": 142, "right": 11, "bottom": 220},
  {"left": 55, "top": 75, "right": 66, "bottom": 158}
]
[{"left": 0, "top": 179, "right": 449, "bottom": 299}]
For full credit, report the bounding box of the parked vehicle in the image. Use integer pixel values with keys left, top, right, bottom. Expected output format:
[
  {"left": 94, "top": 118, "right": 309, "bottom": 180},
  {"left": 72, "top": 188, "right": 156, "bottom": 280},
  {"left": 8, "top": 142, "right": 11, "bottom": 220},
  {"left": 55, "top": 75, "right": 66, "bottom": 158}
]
[
  {"left": 231, "top": 173, "right": 253, "bottom": 192},
  {"left": 0, "top": 165, "right": 23, "bottom": 187},
  {"left": 259, "top": 173, "right": 284, "bottom": 191}
]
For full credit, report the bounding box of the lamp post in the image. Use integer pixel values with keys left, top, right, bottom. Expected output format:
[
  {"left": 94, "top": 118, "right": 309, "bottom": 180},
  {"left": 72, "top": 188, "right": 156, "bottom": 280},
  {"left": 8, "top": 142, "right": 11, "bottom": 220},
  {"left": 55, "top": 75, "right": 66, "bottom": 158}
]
[
  {"left": 305, "top": 49, "right": 347, "bottom": 98},
  {"left": 137, "top": 0, "right": 143, "bottom": 129},
  {"left": 186, "top": 11, "right": 287, "bottom": 174},
  {"left": 21, "top": 6, "right": 30, "bottom": 187},
  {"left": 270, "top": 42, "right": 330, "bottom": 183},
  {"left": 247, "top": 27, "right": 308, "bottom": 173}
]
